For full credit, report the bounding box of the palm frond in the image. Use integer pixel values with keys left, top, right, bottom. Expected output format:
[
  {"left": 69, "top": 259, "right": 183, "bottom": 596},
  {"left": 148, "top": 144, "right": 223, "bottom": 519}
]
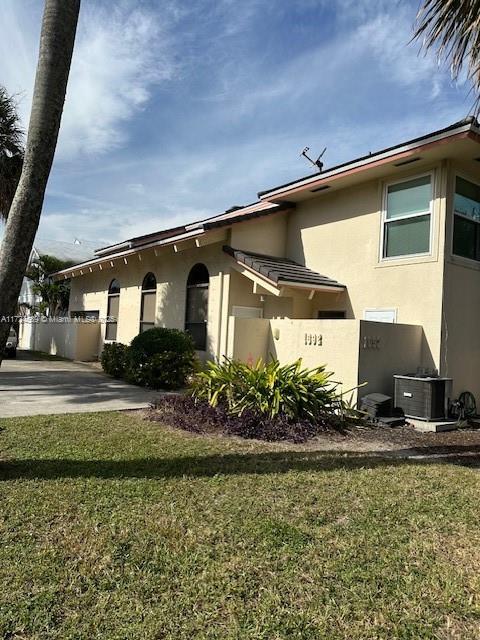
[
  {"left": 0, "top": 86, "right": 24, "bottom": 221},
  {"left": 413, "top": 0, "right": 480, "bottom": 114}
]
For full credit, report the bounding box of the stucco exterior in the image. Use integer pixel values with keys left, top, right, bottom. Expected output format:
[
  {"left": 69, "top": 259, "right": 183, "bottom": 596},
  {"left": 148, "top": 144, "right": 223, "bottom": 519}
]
[
  {"left": 441, "top": 160, "right": 480, "bottom": 400},
  {"left": 226, "top": 317, "right": 423, "bottom": 401},
  {"left": 51, "top": 121, "right": 480, "bottom": 409}
]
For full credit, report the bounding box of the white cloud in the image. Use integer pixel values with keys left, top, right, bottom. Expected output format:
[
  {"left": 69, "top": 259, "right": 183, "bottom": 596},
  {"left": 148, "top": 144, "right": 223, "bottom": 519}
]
[
  {"left": 58, "top": 2, "right": 178, "bottom": 158},
  {"left": 0, "top": 0, "right": 179, "bottom": 159},
  {"left": 126, "top": 183, "right": 146, "bottom": 196}
]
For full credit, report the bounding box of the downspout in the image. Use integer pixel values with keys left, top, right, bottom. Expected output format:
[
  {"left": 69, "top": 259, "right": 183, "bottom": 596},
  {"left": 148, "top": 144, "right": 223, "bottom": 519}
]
[
  {"left": 439, "top": 159, "right": 450, "bottom": 378},
  {"left": 216, "top": 270, "right": 223, "bottom": 361}
]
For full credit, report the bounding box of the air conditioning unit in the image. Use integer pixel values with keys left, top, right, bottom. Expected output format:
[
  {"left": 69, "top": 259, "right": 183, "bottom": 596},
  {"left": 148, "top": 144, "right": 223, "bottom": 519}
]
[{"left": 394, "top": 375, "right": 452, "bottom": 421}]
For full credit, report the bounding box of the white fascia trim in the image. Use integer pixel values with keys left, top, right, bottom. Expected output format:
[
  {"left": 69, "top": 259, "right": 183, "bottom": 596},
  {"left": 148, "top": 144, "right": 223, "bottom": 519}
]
[
  {"left": 279, "top": 280, "right": 345, "bottom": 292},
  {"left": 53, "top": 229, "right": 206, "bottom": 278},
  {"left": 259, "top": 123, "right": 479, "bottom": 200},
  {"left": 94, "top": 241, "right": 132, "bottom": 257}
]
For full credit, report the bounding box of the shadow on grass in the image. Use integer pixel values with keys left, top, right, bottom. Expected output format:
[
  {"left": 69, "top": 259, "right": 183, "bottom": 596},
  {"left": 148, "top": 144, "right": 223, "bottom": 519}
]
[{"left": 1, "top": 446, "right": 480, "bottom": 481}]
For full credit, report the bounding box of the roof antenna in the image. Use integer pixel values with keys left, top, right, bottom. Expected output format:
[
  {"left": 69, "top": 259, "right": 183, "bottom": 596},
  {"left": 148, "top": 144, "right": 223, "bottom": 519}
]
[{"left": 301, "top": 146, "right": 326, "bottom": 172}]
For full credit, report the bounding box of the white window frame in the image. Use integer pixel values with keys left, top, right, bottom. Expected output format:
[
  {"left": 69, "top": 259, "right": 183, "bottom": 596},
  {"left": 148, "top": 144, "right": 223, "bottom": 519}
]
[
  {"left": 379, "top": 171, "right": 434, "bottom": 262},
  {"left": 451, "top": 172, "right": 480, "bottom": 264},
  {"left": 231, "top": 305, "right": 263, "bottom": 318},
  {"left": 363, "top": 308, "right": 397, "bottom": 323}
]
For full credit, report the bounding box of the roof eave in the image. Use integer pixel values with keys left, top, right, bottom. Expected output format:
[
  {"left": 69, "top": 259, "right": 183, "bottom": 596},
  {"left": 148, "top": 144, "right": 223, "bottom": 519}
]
[
  {"left": 52, "top": 228, "right": 206, "bottom": 279},
  {"left": 258, "top": 120, "right": 480, "bottom": 201}
]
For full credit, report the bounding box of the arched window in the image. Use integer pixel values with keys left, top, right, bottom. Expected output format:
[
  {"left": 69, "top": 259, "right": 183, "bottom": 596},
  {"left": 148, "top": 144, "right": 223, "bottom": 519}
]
[
  {"left": 106, "top": 278, "right": 120, "bottom": 341},
  {"left": 140, "top": 272, "right": 157, "bottom": 333},
  {"left": 185, "top": 263, "right": 209, "bottom": 350}
]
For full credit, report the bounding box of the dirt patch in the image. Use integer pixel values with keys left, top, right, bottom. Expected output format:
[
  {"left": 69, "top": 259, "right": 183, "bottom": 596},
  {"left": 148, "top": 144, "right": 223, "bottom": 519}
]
[{"left": 297, "top": 423, "right": 480, "bottom": 467}]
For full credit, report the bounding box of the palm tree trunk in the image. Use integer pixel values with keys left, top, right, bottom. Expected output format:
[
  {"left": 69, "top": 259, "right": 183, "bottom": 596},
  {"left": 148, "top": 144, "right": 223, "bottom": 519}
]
[{"left": 0, "top": 0, "right": 80, "bottom": 364}]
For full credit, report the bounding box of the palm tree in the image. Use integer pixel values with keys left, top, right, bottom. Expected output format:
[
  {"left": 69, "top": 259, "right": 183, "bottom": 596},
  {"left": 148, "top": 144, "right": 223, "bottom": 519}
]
[
  {"left": 414, "top": 0, "right": 480, "bottom": 114},
  {"left": 0, "top": 0, "right": 80, "bottom": 363},
  {"left": 0, "top": 88, "right": 24, "bottom": 221}
]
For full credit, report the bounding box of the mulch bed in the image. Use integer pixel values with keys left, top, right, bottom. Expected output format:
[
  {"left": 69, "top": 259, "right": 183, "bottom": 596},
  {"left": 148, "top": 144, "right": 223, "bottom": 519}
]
[{"left": 144, "top": 395, "right": 480, "bottom": 460}]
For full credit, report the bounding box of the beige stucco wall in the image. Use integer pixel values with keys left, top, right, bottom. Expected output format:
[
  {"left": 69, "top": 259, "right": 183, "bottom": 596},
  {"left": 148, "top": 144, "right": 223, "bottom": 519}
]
[
  {"left": 228, "top": 317, "right": 362, "bottom": 397},
  {"left": 357, "top": 320, "right": 423, "bottom": 400},
  {"left": 441, "top": 161, "right": 480, "bottom": 400},
  {"left": 229, "top": 212, "right": 287, "bottom": 256},
  {"left": 269, "top": 318, "right": 361, "bottom": 396},
  {"left": 228, "top": 318, "right": 423, "bottom": 402},
  {"left": 69, "top": 242, "right": 236, "bottom": 360},
  {"left": 18, "top": 320, "right": 100, "bottom": 360},
  {"left": 286, "top": 163, "right": 448, "bottom": 371},
  {"left": 226, "top": 316, "right": 270, "bottom": 363}
]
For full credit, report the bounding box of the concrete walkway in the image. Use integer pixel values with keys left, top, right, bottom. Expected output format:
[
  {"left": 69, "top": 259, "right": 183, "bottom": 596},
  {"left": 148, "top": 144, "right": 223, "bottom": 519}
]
[{"left": 0, "top": 351, "right": 160, "bottom": 418}]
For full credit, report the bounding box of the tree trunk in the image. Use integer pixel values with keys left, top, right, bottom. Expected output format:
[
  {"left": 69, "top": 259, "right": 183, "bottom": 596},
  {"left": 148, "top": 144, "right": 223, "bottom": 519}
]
[{"left": 0, "top": 0, "right": 80, "bottom": 364}]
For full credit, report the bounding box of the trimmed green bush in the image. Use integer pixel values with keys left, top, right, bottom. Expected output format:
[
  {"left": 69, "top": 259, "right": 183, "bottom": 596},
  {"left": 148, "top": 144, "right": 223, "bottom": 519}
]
[
  {"left": 192, "top": 358, "right": 338, "bottom": 420},
  {"left": 130, "top": 328, "right": 195, "bottom": 359},
  {"left": 126, "top": 328, "right": 197, "bottom": 390},
  {"left": 101, "top": 343, "right": 129, "bottom": 379},
  {"left": 128, "top": 352, "right": 197, "bottom": 390}
]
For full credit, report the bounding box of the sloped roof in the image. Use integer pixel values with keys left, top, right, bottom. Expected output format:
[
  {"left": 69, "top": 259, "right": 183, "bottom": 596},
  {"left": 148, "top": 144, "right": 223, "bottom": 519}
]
[
  {"left": 33, "top": 238, "right": 98, "bottom": 263},
  {"left": 94, "top": 201, "right": 292, "bottom": 258},
  {"left": 258, "top": 117, "right": 480, "bottom": 199},
  {"left": 223, "top": 246, "right": 345, "bottom": 290}
]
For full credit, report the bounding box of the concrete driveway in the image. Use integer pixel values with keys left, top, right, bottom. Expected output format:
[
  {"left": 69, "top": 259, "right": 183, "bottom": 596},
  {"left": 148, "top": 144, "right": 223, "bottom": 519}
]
[{"left": 0, "top": 351, "right": 160, "bottom": 418}]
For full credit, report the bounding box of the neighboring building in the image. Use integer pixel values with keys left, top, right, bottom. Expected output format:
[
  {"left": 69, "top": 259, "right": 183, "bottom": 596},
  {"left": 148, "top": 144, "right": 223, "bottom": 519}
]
[
  {"left": 19, "top": 238, "right": 98, "bottom": 310},
  {"left": 51, "top": 118, "right": 480, "bottom": 404}
]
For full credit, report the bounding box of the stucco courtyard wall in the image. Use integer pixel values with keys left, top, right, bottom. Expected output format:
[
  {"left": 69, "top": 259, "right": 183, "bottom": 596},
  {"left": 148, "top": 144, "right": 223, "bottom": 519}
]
[
  {"left": 269, "top": 319, "right": 361, "bottom": 396},
  {"left": 357, "top": 321, "right": 423, "bottom": 399},
  {"left": 228, "top": 317, "right": 423, "bottom": 402},
  {"left": 18, "top": 321, "right": 100, "bottom": 361}
]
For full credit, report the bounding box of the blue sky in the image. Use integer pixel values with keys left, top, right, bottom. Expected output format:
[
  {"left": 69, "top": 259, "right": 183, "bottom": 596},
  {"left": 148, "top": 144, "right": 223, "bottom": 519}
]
[{"left": 0, "top": 0, "right": 473, "bottom": 247}]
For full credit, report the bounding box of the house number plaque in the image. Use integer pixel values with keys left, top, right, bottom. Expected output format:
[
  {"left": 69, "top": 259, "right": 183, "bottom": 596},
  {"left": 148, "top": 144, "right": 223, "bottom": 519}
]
[
  {"left": 304, "top": 333, "right": 322, "bottom": 346},
  {"left": 363, "top": 336, "right": 381, "bottom": 349}
]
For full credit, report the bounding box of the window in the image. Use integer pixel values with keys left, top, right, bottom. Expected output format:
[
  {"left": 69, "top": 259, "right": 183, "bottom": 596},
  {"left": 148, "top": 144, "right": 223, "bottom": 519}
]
[
  {"left": 382, "top": 175, "right": 432, "bottom": 259},
  {"left": 185, "top": 264, "right": 209, "bottom": 350},
  {"left": 232, "top": 306, "right": 263, "bottom": 318},
  {"left": 364, "top": 308, "right": 397, "bottom": 323},
  {"left": 106, "top": 279, "right": 120, "bottom": 341},
  {"left": 317, "top": 310, "right": 346, "bottom": 319},
  {"left": 140, "top": 272, "right": 157, "bottom": 333},
  {"left": 452, "top": 176, "right": 480, "bottom": 262}
]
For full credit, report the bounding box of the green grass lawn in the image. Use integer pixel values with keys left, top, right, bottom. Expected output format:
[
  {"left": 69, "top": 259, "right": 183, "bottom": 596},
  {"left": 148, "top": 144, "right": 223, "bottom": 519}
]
[{"left": 1, "top": 412, "right": 479, "bottom": 639}]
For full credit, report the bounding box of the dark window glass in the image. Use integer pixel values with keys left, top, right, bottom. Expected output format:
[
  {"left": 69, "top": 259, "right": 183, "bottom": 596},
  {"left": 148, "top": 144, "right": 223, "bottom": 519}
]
[
  {"left": 185, "top": 264, "right": 209, "bottom": 350},
  {"left": 384, "top": 214, "right": 430, "bottom": 258},
  {"left": 454, "top": 177, "right": 480, "bottom": 221},
  {"left": 383, "top": 176, "right": 431, "bottom": 258},
  {"left": 140, "top": 273, "right": 157, "bottom": 333},
  {"left": 453, "top": 215, "right": 477, "bottom": 260},
  {"left": 317, "top": 310, "right": 346, "bottom": 319},
  {"left": 453, "top": 178, "right": 480, "bottom": 262},
  {"left": 106, "top": 280, "right": 120, "bottom": 341},
  {"left": 142, "top": 272, "right": 157, "bottom": 291},
  {"left": 108, "top": 279, "right": 120, "bottom": 295}
]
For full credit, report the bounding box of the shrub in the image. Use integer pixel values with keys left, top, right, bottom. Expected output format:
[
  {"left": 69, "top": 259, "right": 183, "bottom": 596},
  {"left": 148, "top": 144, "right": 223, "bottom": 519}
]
[
  {"left": 130, "top": 327, "right": 195, "bottom": 359},
  {"left": 147, "top": 395, "right": 337, "bottom": 443},
  {"left": 126, "top": 328, "right": 197, "bottom": 390},
  {"left": 192, "top": 358, "right": 338, "bottom": 421},
  {"left": 127, "top": 351, "right": 197, "bottom": 390},
  {"left": 101, "top": 343, "right": 129, "bottom": 378}
]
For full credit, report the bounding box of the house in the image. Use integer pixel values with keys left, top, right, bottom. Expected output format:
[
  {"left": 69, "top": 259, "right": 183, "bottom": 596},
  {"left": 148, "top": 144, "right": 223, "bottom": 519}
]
[
  {"left": 19, "top": 238, "right": 98, "bottom": 311},
  {"left": 50, "top": 117, "right": 480, "bottom": 405}
]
